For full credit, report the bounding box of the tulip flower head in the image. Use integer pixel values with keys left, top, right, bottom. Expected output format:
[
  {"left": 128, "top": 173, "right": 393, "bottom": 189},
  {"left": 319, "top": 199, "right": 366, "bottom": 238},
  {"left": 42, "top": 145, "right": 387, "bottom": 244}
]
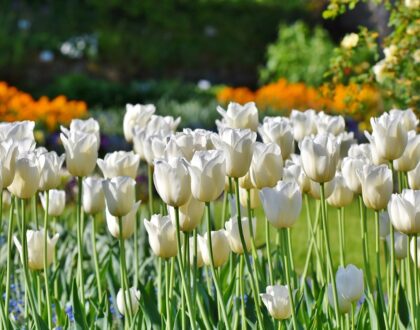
[
  {"left": 0, "top": 141, "right": 18, "bottom": 188},
  {"left": 300, "top": 133, "right": 340, "bottom": 183},
  {"left": 198, "top": 230, "right": 231, "bottom": 267},
  {"left": 167, "top": 197, "right": 204, "bottom": 232},
  {"left": 393, "top": 131, "right": 420, "bottom": 172},
  {"left": 66, "top": 118, "right": 100, "bottom": 148},
  {"left": 7, "top": 152, "right": 41, "bottom": 199},
  {"left": 144, "top": 214, "right": 178, "bottom": 259},
  {"left": 153, "top": 157, "right": 191, "bottom": 207},
  {"left": 14, "top": 229, "right": 59, "bottom": 270},
  {"left": 224, "top": 216, "right": 255, "bottom": 254},
  {"left": 83, "top": 177, "right": 105, "bottom": 215},
  {"left": 388, "top": 189, "right": 420, "bottom": 234},
  {"left": 217, "top": 102, "right": 259, "bottom": 131},
  {"left": 410, "top": 236, "right": 420, "bottom": 268},
  {"left": 106, "top": 201, "right": 140, "bottom": 239},
  {"left": 389, "top": 108, "right": 419, "bottom": 132},
  {"left": 98, "top": 151, "right": 140, "bottom": 179},
  {"left": 315, "top": 112, "right": 346, "bottom": 136},
  {"left": 258, "top": 116, "right": 294, "bottom": 161},
  {"left": 408, "top": 162, "right": 420, "bottom": 189},
  {"left": 239, "top": 187, "right": 260, "bottom": 209},
  {"left": 116, "top": 287, "right": 141, "bottom": 315},
  {"left": 341, "top": 157, "right": 366, "bottom": 194},
  {"left": 386, "top": 232, "right": 408, "bottom": 259},
  {"left": 211, "top": 128, "right": 256, "bottom": 178},
  {"left": 123, "top": 103, "right": 155, "bottom": 142},
  {"left": 102, "top": 176, "right": 136, "bottom": 217},
  {"left": 327, "top": 173, "right": 354, "bottom": 208},
  {"left": 260, "top": 285, "right": 292, "bottom": 320},
  {"left": 188, "top": 236, "right": 204, "bottom": 268},
  {"left": 40, "top": 189, "right": 66, "bottom": 217},
  {"left": 308, "top": 178, "right": 336, "bottom": 200},
  {"left": 259, "top": 180, "right": 302, "bottom": 228},
  {"left": 250, "top": 142, "right": 283, "bottom": 189},
  {"left": 37, "top": 151, "right": 65, "bottom": 191},
  {"left": 290, "top": 110, "right": 317, "bottom": 142},
  {"left": 165, "top": 132, "right": 195, "bottom": 161}
]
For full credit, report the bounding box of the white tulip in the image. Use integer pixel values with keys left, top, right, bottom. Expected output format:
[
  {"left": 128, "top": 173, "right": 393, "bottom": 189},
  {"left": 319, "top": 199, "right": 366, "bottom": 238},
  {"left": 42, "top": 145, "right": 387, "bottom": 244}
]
[
  {"left": 408, "top": 162, "right": 420, "bottom": 189},
  {"left": 38, "top": 151, "right": 65, "bottom": 191},
  {"left": 0, "top": 141, "right": 18, "bottom": 187},
  {"left": 300, "top": 133, "right": 340, "bottom": 183},
  {"left": 239, "top": 171, "right": 254, "bottom": 190},
  {"left": 123, "top": 103, "right": 155, "bottom": 142},
  {"left": 316, "top": 112, "right": 345, "bottom": 136},
  {"left": 132, "top": 128, "right": 166, "bottom": 164},
  {"left": 379, "top": 211, "right": 391, "bottom": 239},
  {"left": 336, "top": 264, "right": 364, "bottom": 303},
  {"left": 357, "top": 164, "right": 393, "bottom": 210},
  {"left": 188, "top": 236, "right": 204, "bottom": 268},
  {"left": 388, "top": 189, "right": 420, "bottom": 234},
  {"left": 116, "top": 287, "right": 141, "bottom": 315},
  {"left": 40, "top": 189, "right": 66, "bottom": 217},
  {"left": 259, "top": 180, "right": 302, "bottom": 228},
  {"left": 2, "top": 190, "right": 12, "bottom": 208},
  {"left": 102, "top": 176, "right": 136, "bottom": 217},
  {"left": 211, "top": 128, "right": 256, "bottom": 178},
  {"left": 189, "top": 150, "right": 226, "bottom": 202},
  {"left": 393, "top": 131, "right": 420, "bottom": 172},
  {"left": 239, "top": 187, "right": 260, "bottom": 209},
  {"left": 183, "top": 128, "right": 214, "bottom": 151},
  {"left": 217, "top": 102, "right": 259, "bottom": 131},
  {"left": 386, "top": 232, "right": 408, "bottom": 259},
  {"left": 250, "top": 142, "right": 283, "bottom": 189},
  {"left": 224, "top": 217, "right": 255, "bottom": 254},
  {"left": 154, "top": 157, "right": 191, "bottom": 207},
  {"left": 365, "top": 113, "right": 408, "bottom": 161},
  {"left": 143, "top": 115, "right": 180, "bottom": 137},
  {"left": 289, "top": 110, "right": 317, "bottom": 142},
  {"left": 60, "top": 130, "right": 98, "bottom": 177},
  {"left": 327, "top": 284, "right": 351, "bottom": 314},
  {"left": 198, "top": 230, "right": 230, "bottom": 267},
  {"left": 336, "top": 132, "right": 357, "bottom": 159},
  {"left": 283, "top": 156, "right": 311, "bottom": 193},
  {"left": 168, "top": 197, "right": 204, "bottom": 232},
  {"left": 97, "top": 151, "right": 140, "bottom": 179},
  {"left": 165, "top": 132, "right": 195, "bottom": 161},
  {"left": 144, "top": 214, "right": 178, "bottom": 259},
  {"left": 410, "top": 236, "right": 420, "bottom": 268},
  {"left": 389, "top": 108, "right": 419, "bottom": 131},
  {"left": 82, "top": 177, "right": 105, "bottom": 215},
  {"left": 258, "top": 117, "right": 294, "bottom": 160},
  {"left": 308, "top": 178, "right": 336, "bottom": 200},
  {"left": 0, "top": 121, "right": 35, "bottom": 142},
  {"left": 7, "top": 152, "right": 41, "bottom": 199},
  {"left": 260, "top": 285, "right": 292, "bottom": 320},
  {"left": 106, "top": 201, "right": 140, "bottom": 239},
  {"left": 341, "top": 157, "right": 365, "bottom": 194},
  {"left": 327, "top": 173, "right": 354, "bottom": 208},
  {"left": 14, "top": 229, "right": 59, "bottom": 270},
  {"left": 66, "top": 118, "right": 100, "bottom": 148}
]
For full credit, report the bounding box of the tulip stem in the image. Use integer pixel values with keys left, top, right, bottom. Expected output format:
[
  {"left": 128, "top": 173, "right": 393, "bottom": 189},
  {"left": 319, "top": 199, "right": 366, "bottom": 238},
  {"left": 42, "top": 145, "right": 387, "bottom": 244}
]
[
  {"left": 239, "top": 255, "right": 246, "bottom": 330},
  {"left": 388, "top": 221, "right": 395, "bottom": 327},
  {"left": 374, "top": 210, "right": 387, "bottom": 324},
  {"left": 165, "top": 259, "right": 171, "bottom": 330},
  {"left": 134, "top": 209, "right": 139, "bottom": 286},
  {"left": 91, "top": 214, "right": 102, "bottom": 302},
  {"left": 43, "top": 190, "right": 52, "bottom": 329},
  {"left": 320, "top": 183, "right": 340, "bottom": 326},
  {"left": 76, "top": 177, "right": 85, "bottom": 305},
  {"left": 118, "top": 216, "right": 133, "bottom": 324},
  {"left": 266, "top": 218, "right": 274, "bottom": 285},
  {"left": 192, "top": 229, "right": 198, "bottom": 318},
  {"left": 407, "top": 235, "right": 416, "bottom": 330},
  {"left": 337, "top": 207, "right": 345, "bottom": 266},
  {"left": 148, "top": 165, "right": 154, "bottom": 216},
  {"left": 174, "top": 206, "right": 196, "bottom": 330},
  {"left": 358, "top": 195, "right": 372, "bottom": 292},
  {"left": 234, "top": 178, "right": 263, "bottom": 328},
  {"left": 205, "top": 202, "right": 230, "bottom": 329},
  {"left": 5, "top": 196, "right": 15, "bottom": 316},
  {"left": 414, "top": 235, "right": 419, "bottom": 321}
]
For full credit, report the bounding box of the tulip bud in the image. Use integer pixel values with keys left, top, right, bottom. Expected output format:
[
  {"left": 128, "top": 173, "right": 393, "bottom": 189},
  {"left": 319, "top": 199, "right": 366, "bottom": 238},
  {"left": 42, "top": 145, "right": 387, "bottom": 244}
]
[
  {"left": 102, "top": 176, "right": 136, "bottom": 217},
  {"left": 357, "top": 164, "right": 393, "bottom": 210},
  {"left": 283, "top": 157, "right": 311, "bottom": 193},
  {"left": 14, "top": 229, "right": 59, "bottom": 270},
  {"left": 365, "top": 113, "right": 408, "bottom": 161},
  {"left": 106, "top": 201, "right": 140, "bottom": 239},
  {"left": 259, "top": 180, "right": 302, "bottom": 228},
  {"left": 0, "top": 121, "right": 35, "bottom": 142},
  {"left": 188, "top": 236, "right": 204, "bottom": 268},
  {"left": 144, "top": 214, "right": 178, "bottom": 259},
  {"left": 408, "top": 162, "right": 420, "bottom": 189},
  {"left": 410, "top": 236, "right": 420, "bottom": 268},
  {"left": 316, "top": 112, "right": 345, "bottom": 136},
  {"left": 389, "top": 108, "right": 419, "bottom": 132},
  {"left": 198, "top": 230, "right": 230, "bottom": 267},
  {"left": 189, "top": 150, "right": 226, "bottom": 202},
  {"left": 327, "top": 284, "right": 351, "bottom": 314},
  {"left": 82, "top": 177, "right": 105, "bottom": 215},
  {"left": 308, "top": 178, "right": 335, "bottom": 200},
  {"left": 239, "top": 187, "right": 260, "bottom": 209},
  {"left": 165, "top": 133, "right": 195, "bottom": 161},
  {"left": 38, "top": 151, "right": 65, "bottom": 191},
  {"left": 168, "top": 197, "right": 204, "bottom": 232},
  {"left": 60, "top": 130, "right": 98, "bottom": 177},
  {"left": 379, "top": 211, "right": 391, "bottom": 239},
  {"left": 388, "top": 189, "right": 420, "bottom": 234},
  {"left": 327, "top": 173, "right": 354, "bottom": 208},
  {"left": 123, "top": 103, "right": 155, "bottom": 142},
  {"left": 224, "top": 217, "right": 255, "bottom": 254},
  {"left": 341, "top": 157, "right": 365, "bottom": 194},
  {"left": 67, "top": 118, "right": 100, "bottom": 148},
  {"left": 386, "top": 232, "right": 408, "bottom": 259},
  {"left": 258, "top": 117, "right": 294, "bottom": 160},
  {"left": 260, "top": 285, "right": 292, "bottom": 320},
  {"left": 250, "top": 142, "right": 283, "bottom": 189},
  {"left": 0, "top": 141, "right": 18, "bottom": 188},
  {"left": 211, "top": 128, "right": 256, "bottom": 178},
  {"left": 290, "top": 110, "right": 317, "bottom": 142},
  {"left": 8, "top": 152, "right": 41, "bottom": 199},
  {"left": 154, "top": 157, "right": 191, "bottom": 207},
  {"left": 40, "top": 190, "right": 66, "bottom": 217},
  {"left": 97, "top": 151, "right": 140, "bottom": 179},
  {"left": 116, "top": 287, "right": 141, "bottom": 315},
  {"left": 217, "top": 102, "right": 259, "bottom": 131},
  {"left": 300, "top": 133, "right": 340, "bottom": 183},
  {"left": 393, "top": 131, "right": 420, "bottom": 172},
  {"left": 336, "top": 132, "right": 357, "bottom": 159}
]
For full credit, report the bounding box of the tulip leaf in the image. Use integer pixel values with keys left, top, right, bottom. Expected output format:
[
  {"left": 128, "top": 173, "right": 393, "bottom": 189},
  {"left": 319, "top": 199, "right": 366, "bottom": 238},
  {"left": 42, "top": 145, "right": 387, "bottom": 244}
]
[
  {"left": 366, "top": 294, "right": 378, "bottom": 330},
  {"left": 138, "top": 280, "right": 160, "bottom": 328},
  {"left": 397, "top": 280, "right": 409, "bottom": 327},
  {"left": 71, "top": 279, "right": 89, "bottom": 329}
]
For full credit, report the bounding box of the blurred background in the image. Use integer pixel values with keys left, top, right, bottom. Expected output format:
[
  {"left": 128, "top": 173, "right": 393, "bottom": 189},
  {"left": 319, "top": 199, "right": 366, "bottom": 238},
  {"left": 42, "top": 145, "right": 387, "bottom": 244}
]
[{"left": 0, "top": 0, "right": 418, "bottom": 149}]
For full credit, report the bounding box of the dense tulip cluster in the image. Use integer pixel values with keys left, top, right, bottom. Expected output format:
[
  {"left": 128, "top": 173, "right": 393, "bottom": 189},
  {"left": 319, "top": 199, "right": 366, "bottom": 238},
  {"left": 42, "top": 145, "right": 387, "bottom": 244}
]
[{"left": 0, "top": 104, "right": 418, "bottom": 330}]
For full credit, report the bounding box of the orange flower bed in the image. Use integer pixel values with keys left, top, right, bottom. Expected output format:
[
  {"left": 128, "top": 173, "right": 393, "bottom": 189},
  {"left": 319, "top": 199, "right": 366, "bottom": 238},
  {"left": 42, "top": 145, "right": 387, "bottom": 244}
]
[
  {"left": 0, "top": 82, "right": 88, "bottom": 131},
  {"left": 217, "top": 79, "right": 381, "bottom": 125}
]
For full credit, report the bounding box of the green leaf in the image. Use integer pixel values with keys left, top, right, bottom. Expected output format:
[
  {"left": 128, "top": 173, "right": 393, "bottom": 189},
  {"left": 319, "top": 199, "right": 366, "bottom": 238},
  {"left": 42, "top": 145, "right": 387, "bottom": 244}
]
[{"left": 71, "top": 279, "right": 88, "bottom": 329}]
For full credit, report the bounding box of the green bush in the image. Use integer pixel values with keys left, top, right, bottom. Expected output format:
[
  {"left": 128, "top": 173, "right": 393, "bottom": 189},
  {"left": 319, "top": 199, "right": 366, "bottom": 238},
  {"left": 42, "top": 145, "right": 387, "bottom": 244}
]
[{"left": 259, "top": 21, "right": 335, "bottom": 86}]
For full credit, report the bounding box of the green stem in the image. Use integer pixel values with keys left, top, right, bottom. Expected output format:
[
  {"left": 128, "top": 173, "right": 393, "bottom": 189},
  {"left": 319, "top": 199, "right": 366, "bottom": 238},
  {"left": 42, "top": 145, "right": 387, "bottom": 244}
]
[
  {"left": 388, "top": 221, "right": 395, "bottom": 327},
  {"left": 374, "top": 210, "right": 387, "bottom": 324},
  {"left": 134, "top": 208, "right": 139, "bottom": 286},
  {"left": 358, "top": 195, "right": 372, "bottom": 292},
  {"left": 266, "top": 218, "right": 274, "bottom": 285},
  {"left": 205, "top": 202, "right": 230, "bottom": 329},
  {"left": 233, "top": 178, "right": 263, "bottom": 328},
  {"left": 239, "top": 255, "right": 246, "bottom": 330},
  {"left": 337, "top": 208, "right": 344, "bottom": 266},
  {"left": 76, "top": 177, "right": 85, "bottom": 305},
  {"left": 281, "top": 228, "right": 298, "bottom": 330},
  {"left": 414, "top": 235, "right": 419, "bottom": 323},
  {"left": 158, "top": 258, "right": 162, "bottom": 314},
  {"left": 91, "top": 214, "right": 102, "bottom": 302},
  {"left": 5, "top": 196, "right": 15, "bottom": 316},
  {"left": 43, "top": 190, "right": 52, "bottom": 329},
  {"left": 165, "top": 259, "right": 171, "bottom": 330},
  {"left": 320, "top": 183, "right": 340, "bottom": 326},
  {"left": 174, "top": 207, "right": 196, "bottom": 330},
  {"left": 148, "top": 165, "right": 154, "bottom": 216},
  {"left": 407, "top": 236, "right": 416, "bottom": 329}
]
